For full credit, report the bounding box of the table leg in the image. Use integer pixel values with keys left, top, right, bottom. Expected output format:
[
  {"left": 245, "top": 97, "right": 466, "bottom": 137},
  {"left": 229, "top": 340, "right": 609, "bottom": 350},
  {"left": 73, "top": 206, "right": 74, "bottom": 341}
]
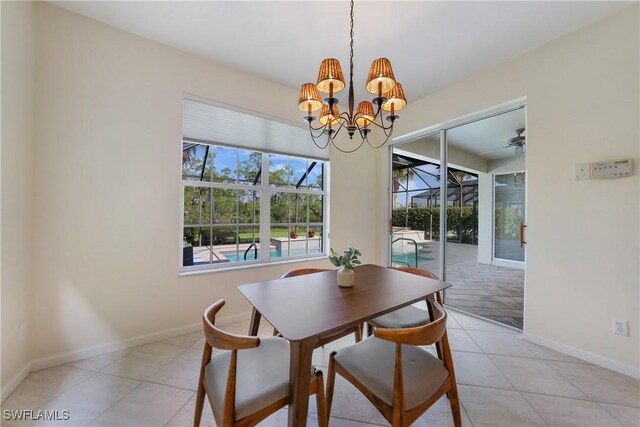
[
  {"left": 287, "top": 339, "right": 314, "bottom": 427},
  {"left": 248, "top": 308, "right": 262, "bottom": 336}
]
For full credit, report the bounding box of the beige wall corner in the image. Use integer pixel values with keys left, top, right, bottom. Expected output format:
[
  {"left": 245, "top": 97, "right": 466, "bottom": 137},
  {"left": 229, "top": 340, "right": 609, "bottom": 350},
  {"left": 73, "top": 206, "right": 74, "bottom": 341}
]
[{"left": 1, "top": 0, "right": 36, "bottom": 399}]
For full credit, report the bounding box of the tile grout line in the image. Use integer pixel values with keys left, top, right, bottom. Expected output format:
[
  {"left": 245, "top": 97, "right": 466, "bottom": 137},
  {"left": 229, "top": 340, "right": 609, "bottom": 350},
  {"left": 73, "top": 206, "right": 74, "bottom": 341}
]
[
  {"left": 97, "top": 343, "right": 191, "bottom": 385},
  {"left": 517, "top": 390, "right": 551, "bottom": 427},
  {"left": 540, "top": 359, "right": 597, "bottom": 404},
  {"left": 463, "top": 324, "right": 605, "bottom": 404},
  {"left": 461, "top": 323, "right": 552, "bottom": 427},
  {"left": 163, "top": 390, "right": 197, "bottom": 427},
  {"left": 2, "top": 367, "right": 97, "bottom": 414},
  {"left": 83, "top": 379, "right": 146, "bottom": 426},
  {"left": 595, "top": 401, "right": 638, "bottom": 426}
]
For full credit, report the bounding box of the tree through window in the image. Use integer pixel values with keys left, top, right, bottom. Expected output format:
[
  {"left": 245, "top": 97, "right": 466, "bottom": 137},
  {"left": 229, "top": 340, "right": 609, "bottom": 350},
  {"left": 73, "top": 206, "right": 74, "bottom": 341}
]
[{"left": 181, "top": 142, "right": 327, "bottom": 270}]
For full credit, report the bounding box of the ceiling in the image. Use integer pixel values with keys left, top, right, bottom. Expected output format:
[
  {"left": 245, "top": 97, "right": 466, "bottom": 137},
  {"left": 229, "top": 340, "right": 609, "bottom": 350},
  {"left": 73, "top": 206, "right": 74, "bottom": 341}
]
[
  {"left": 52, "top": 1, "right": 631, "bottom": 105},
  {"left": 447, "top": 108, "right": 526, "bottom": 160},
  {"left": 396, "top": 107, "right": 526, "bottom": 161}
]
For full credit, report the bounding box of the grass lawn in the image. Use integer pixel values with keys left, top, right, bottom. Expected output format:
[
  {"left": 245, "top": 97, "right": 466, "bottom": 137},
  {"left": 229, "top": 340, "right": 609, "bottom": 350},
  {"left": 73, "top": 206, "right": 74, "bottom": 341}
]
[{"left": 238, "top": 229, "right": 288, "bottom": 241}]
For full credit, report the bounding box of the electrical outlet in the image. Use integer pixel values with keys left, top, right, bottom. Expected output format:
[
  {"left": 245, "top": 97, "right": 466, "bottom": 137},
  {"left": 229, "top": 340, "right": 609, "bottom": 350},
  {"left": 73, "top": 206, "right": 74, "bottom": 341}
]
[
  {"left": 19, "top": 324, "right": 26, "bottom": 341},
  {"left": 612, "top": 318, "right": 628, "bottom": 336}
]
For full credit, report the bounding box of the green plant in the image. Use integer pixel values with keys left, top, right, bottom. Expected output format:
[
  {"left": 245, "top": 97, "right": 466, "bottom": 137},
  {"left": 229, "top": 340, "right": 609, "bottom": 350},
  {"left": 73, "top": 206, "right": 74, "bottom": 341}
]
[
  {"left": 329, "top": 247, "right": 362, "bottom": 270},
  {"left": 391, "top": 206, "right": 479, "bottom": 244}
]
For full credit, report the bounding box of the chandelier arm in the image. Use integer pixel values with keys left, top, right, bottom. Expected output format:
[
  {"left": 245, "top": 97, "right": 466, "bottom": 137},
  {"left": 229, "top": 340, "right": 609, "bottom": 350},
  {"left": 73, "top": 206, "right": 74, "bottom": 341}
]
[
  {"left": 308, "top": 122, "right": 329, "bottom": 133},
  {"left": 308, "top": 128, "right": 331, "bottom": 149},
  {"left": 310, "top": 128, "right": 329, "bottom": 140},
  {"left": 365, "top": 129, "right": 393, "bottom": 149},
  {"left": 330, "top": 137, "right": 365, "bottom": 154},
  {"left": 338, "top": 111, "right": 355, "bottom": 124},
  {"left": 364, "top": 114, "right": 394, "bottom": 131},
  {"left": 327, "top": 117, "right": 349, "bottom": 140},
  {"left": 308, "top": 123, "right": 331, "bottom": 140},
  {"left": 369, "top": 104, "right": 392, "bottom": 130}
]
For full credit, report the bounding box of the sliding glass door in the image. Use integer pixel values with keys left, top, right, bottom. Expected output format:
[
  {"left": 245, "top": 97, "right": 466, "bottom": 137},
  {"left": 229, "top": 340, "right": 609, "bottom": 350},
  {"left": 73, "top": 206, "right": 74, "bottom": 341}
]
[{"left": 389, "top": 105, "right": 526, "bottom": 329}]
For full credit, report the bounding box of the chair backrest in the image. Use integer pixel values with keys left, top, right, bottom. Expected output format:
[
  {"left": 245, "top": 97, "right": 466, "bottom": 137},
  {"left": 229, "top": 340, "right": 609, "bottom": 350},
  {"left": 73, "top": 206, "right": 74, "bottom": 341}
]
[
  {"left": 281, "top": 268, "right": 332, "bottom": 278},
  {"left": 373, "top": 299, "right": 447, "bottom": 347},
  {"left": 201, "top": 300, "right": 261, "bottom": 426},
  {"left": 390, "top": 266, "right": 438, "bottom": 280},
  {"left": 203, "top": 300, "right": 260, "bottom": 351},
  {"left": 372, "top": 300, "right": 454, "bottom": 424}
]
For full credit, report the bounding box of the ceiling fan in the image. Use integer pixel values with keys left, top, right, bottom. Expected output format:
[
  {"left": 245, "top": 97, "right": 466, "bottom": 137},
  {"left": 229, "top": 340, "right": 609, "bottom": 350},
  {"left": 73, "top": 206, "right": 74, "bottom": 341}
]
[{"left": 480, "top": 127, "right": 526, "bottom": 157}]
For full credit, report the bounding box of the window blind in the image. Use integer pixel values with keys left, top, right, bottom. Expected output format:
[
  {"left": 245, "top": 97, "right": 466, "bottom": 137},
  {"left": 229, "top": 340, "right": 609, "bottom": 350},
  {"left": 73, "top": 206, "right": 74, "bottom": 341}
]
[{"left": 182, "top": 97, "right": 329, "bottom": 160}]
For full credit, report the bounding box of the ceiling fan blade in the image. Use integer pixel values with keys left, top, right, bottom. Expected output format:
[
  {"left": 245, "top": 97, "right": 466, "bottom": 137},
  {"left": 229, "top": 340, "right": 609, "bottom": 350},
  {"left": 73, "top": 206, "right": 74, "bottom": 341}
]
[{"left": 479, "top": 146, "right": 511, "bottom": 156}]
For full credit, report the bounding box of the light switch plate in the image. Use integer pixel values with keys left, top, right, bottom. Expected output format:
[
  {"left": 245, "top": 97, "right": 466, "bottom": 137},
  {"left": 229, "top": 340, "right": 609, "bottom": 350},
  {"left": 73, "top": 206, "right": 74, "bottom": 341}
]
[{"left": 575, "top": 163, "right": 590, "bottom": 181}]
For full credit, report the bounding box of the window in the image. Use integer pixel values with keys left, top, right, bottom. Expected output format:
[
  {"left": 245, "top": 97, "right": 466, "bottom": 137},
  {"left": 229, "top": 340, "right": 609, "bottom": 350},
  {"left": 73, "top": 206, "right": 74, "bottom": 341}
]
[{"left": 181, "top": 142, "right": 327, "bottom": 271}]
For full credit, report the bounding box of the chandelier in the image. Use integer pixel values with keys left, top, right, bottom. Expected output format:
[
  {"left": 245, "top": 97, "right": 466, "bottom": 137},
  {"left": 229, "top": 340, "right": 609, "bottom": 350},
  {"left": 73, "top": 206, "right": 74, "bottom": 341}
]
[{"left": 297, "top": 0, "right": 406, "bottom": 153}]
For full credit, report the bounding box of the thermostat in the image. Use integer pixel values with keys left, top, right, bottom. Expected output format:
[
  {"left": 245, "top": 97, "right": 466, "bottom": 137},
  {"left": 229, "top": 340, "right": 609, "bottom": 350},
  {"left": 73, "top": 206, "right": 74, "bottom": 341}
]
[{"left": 591, "top": 159, "right": 633, "bottom": 179}]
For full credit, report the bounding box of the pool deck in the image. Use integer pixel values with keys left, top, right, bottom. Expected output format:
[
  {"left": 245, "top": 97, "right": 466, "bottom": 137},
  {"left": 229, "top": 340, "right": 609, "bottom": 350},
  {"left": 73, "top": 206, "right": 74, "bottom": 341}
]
[{"left": 395, "top": 241, "right": 525, "bottom": 329}]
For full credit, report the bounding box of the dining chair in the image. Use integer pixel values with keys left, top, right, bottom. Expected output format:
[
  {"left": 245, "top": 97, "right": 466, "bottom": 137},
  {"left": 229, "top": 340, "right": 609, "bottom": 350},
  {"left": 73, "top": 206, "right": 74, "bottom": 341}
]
[
  {"left": 272, "top": 268, "right": 363, "bottom": 347},
  {"left": 368, "top": 267, "right": 440, "bottom": 330},
  {"left": 194, "top": 299, "right": 328, "bottom": 427},
  {"left": 367, "top": 267, "right": 444, "bottom": 361},
  {"left": 326, "top": 299, "right": 461, "bottom": 427}
]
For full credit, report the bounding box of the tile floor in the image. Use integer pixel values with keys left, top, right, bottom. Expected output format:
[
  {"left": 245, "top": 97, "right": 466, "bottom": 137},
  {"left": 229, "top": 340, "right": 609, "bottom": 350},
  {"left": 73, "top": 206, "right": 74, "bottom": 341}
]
[{"left": 2, "top": 309, "right": 639, "bottom": 427}]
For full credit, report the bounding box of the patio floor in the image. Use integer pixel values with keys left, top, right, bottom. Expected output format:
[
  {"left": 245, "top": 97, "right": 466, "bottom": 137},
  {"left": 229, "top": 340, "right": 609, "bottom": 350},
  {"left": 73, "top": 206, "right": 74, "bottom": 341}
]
[{"left": 409, "top": 242, "right": 525, "bottom": 329}]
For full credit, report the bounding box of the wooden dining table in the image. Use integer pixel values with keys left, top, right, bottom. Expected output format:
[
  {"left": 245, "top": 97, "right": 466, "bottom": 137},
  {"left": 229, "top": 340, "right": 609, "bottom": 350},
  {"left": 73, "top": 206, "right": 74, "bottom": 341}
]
[{"left": 237, "top": 263, "right": 451, "bottom": 427}]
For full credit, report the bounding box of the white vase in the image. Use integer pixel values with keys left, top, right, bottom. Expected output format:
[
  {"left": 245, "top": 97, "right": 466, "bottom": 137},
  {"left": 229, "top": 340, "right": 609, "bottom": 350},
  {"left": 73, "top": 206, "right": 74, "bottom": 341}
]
[{"left": 337, "top": 267, "right": 355, "bottom": 287}]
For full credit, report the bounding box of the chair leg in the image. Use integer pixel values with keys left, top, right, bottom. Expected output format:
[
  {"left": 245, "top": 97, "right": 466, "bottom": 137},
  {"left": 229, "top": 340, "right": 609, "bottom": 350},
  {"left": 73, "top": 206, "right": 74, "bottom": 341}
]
[
  {"left": 426, "top": 297, "right": 444, "bottom": 363},
  {"left": 193, "top": 377, "right": 206, "bottom": 427},
  {"left": 314, "top": 370, "right": 328, "bottom": 427},
  {"left": 326, "top": 352, "right": 338, "bottom": 420},
  {"left": 354, "top": 323, "right": 363, "bottom": 342},
  {"left": 448, "top": 381, "right": 462, "bottom": 427}
]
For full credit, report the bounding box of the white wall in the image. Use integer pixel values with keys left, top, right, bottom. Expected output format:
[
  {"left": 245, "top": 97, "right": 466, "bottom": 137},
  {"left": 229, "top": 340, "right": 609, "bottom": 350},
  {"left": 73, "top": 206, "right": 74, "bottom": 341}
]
[
  {"left": 388, "top": 6, "right": 639, "bottom": 373},
  {"left": 1, "top": 1, "right": 36, "bottom": 397},
  {"left": 26, "top": 3, "right": 380, "bottom": 365}
]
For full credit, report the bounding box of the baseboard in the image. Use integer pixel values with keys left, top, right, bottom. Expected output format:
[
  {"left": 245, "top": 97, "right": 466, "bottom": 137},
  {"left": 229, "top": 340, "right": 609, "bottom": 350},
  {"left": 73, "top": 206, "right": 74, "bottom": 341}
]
[
  {"left": 1, "top": 363, "right": 30, "bottom": 404},
  {"left": 445, "top": 305, "right": 522, "bottom": 333},
  {"left": 522, "top": 332, "right": 640, "bottom": 380},
  {"left": 2, "top": 310, "right": 252, "bottom": 401}
]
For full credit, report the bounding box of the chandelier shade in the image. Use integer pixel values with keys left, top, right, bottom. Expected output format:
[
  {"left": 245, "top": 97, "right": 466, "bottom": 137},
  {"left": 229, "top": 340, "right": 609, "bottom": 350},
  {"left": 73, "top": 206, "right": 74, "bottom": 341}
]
[
  {"left": 316, "top": 59, "right": 346, "bottom": 94},
  {"left": 298, "top": 83, "right": 323, "bottom": 112},
  {"left": 381, "top": 82, "right": 407, "bottom": 112},
  {"left": 355, "top": 101, "right": 374, "bottom": 126},
  {"left": 365, "top": 58, "right": 396, "bottom": 95},
  {"left": 319, "top": 104, "right": 341, "bottom": 126}
]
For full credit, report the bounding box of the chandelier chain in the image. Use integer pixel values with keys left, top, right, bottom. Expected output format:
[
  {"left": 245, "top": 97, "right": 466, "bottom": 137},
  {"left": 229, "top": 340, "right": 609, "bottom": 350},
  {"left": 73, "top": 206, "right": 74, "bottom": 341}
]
[{"left": 349, "top": 0, "right": 354, "bottom": 86}]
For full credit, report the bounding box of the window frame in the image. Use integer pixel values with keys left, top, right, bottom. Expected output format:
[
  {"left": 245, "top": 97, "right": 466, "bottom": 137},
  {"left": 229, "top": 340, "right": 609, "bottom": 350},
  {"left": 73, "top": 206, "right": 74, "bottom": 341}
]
[{"left": 179, "top": 141, "right": 330, "bottom": 274}]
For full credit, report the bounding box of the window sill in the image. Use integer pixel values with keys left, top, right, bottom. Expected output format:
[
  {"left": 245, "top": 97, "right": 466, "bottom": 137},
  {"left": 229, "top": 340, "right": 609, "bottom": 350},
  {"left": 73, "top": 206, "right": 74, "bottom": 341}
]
[{"left": 178, "top": 253, "right": 329, "bottom": 276}]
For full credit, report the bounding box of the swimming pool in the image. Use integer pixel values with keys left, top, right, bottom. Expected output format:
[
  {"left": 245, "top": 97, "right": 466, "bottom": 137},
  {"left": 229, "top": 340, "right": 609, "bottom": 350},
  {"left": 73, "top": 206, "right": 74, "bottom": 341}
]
[
  {"left": 391, "top": 251, "right": 431, "bottom": 268},
  {"left": 222, "top": 247, "right": 321, "bottom": 262}
]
